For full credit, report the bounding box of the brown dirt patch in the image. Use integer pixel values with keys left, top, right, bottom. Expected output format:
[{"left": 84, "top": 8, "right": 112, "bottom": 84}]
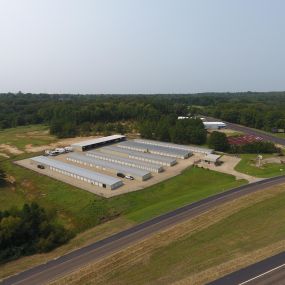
[
  {"left": 0, "top": 152, "right": 9, "bottom": 158},
  {"left": 0, "top": 144, "right": 23, "bottom": 155}
]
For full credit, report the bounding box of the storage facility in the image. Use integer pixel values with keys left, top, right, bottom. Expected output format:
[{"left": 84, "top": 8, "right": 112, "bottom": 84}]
[
  {"left": 117, "top": 141, "right": 191, "bottom": 159},
  {"left": 100, "top": 146, "right": 177, "bottom": 166},
  {"left": 71, "top": 135, "right": 126, "bottom": 152},
  {"left": 203, "top": 122, "right": 226, "bottom": 130},
  {"left": 134, "top": 139, "right": 213, "bottom": 155},
  {"left": 86, "top": 151, "right": 163, "bottom": 173},
  {"left": 30, "top": 156, "right": 123, "bottom": 190},
  {"left": 67, "top": 153, "right": 151, "bottom": 181}
]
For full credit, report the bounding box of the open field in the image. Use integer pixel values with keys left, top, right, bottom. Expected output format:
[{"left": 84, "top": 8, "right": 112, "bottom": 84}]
[
  {"left": 0, "top": 125, "right": 56, "bottom": 153},
  {"left": 0, "top": 154, "right": 246, "bottom": 277},
  {"left": 0, "top": 124, "right": 106, "bottom": 155},
  {"left": 0, "top": 156, "right": 246, "bottom": 229},
  {"left": 52, "top": 183, "right": 285, "bottom": 285},
  {"left": 235, "top": 154, "right": 285, "bottom": 178}
]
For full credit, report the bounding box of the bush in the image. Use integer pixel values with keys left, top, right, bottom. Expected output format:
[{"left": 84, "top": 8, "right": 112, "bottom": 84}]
[
  {"left": 230, "top": 141, "right": 280, "bottom": 154},
  {"left": 0, "top": 203, "right": 73, "bottom": 263},
  {"left": 0, "top": 167, "right": 6, "bottom": 186},
  {"left": 208, "top": 131, "right": 230, "bottom": 151}
]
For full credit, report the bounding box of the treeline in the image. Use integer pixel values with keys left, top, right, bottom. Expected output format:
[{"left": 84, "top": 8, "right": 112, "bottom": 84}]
[
  {"left": 139, "top": 117, "right": 207, "bottom": 145},
  {"left": 203, "top": 93, "right": 285, "bottom": 131},
  {"left": 230, "top": 141, "right": 280, "bottom": 154},
  {"left": 0, "top": 92, "right": 285, "bottom": 137},
  {"left": 0, "top": 203, "right": 72, "bottom": 263}
]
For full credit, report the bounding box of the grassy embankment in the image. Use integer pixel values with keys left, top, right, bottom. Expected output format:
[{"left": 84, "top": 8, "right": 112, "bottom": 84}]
[
  {"left": 52, "top": 183, "right": 285, "bottom": 285},
  {"left": 235, "top": 154, "right": 285, "bottom": 178}
]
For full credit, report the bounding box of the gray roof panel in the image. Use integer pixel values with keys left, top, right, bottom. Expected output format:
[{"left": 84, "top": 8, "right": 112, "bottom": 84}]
[
  {"left": 31, "top": 156, "right": 122, "bottom": 186},
  {"left": 71, "top": 135, "right": 125, "bottom": 147},
  {"left": 67, "top": 153, "right": 150, "bottom": 177},
  {"left": 101, "top": 146, "right": 176, "bottom": 164},
  {"left": 117, "top": 141, "right": 191, "bottom": 157},
  {"left": 86, "top": 150, "right": 163, "bottom": 170},
  {"left": 134, "top": 139, "right": 213, "bottom": 154}
]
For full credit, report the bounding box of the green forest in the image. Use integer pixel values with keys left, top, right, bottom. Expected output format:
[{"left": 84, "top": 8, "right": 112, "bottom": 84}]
[
  {"left": 0, "top": 203, "right": 72, "bottom": 263},
  {"left": 0, "top": 92, "right": 285, "bottom": 141}
]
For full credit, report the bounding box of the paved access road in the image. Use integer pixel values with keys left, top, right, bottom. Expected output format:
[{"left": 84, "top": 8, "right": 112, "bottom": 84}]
[
  {"left": 225, "top": 122, "right": 285, "bottom": 147},
  {"left": 208, "top": 251, "right": 285, "bottom": 285},
  {"left": 2, "top": 175, "right": 285, "bottom": 285},
  {"left": 204, "top": 116, "right": 285, "bottom": 146}
]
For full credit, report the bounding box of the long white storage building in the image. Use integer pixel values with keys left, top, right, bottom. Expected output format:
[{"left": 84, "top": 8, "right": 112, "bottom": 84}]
[
  {"left": 100, "top": 146, "right": 176, "bottom": 166},
  {"left": 117, "top": 141, "right": 192, "bottom": 159},
  {"left": 30, "top": 156, "right": 123, "bottom": 190},
  {"left": 203, "top": 122, "right": 226, "bottom": 130},
  {"left": 134, "top": 139, "right": 213, "bottom": 155},
  {"left": 86, "top": 150, "right": 163, "bottom": 173},
  {"left": 67, "top": 153, "right": 151, "bottom": 181},
  {"left": 71, "top": 135, "right": 126, "bottom": 152}
]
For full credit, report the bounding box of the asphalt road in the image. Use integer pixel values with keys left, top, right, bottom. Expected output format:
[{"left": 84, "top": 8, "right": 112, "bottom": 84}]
[
  {"left": 204, "top": 116, "right": 285, "bottom": 146},
  {"left": 208, "top": 251, "right": 285, "bottom": 285},
  {"left": 2, "top": 175, "right": 285, "bottom": 285},
  {"left": 226, "top": 122, "right": 285, "bottom": 146}
]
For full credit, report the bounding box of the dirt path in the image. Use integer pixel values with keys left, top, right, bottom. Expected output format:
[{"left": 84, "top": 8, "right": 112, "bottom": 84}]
[{"left": 0, "top": 144, "right": 23, "bottom": 155}]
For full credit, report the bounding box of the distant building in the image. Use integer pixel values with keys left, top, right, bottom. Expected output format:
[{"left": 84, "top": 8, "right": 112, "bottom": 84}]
[{"left": 203, "top": 121, "right": 226, "bottom": 129}]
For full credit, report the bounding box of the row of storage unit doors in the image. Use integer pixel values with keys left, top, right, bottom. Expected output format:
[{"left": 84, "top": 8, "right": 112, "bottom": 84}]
[
  {"left": 49, "top": 165, "right": 107, "bottom": 188},
  {"left": 86, "top": 152, "right": 163, "bottom": 173}
]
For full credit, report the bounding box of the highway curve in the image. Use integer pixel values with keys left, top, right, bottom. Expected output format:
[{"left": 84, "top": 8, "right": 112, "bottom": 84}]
[
  {"left": 2, "top": 175, "right": 285, "bottom": 285},
  {"left": 204, "top": 116, "right": 285, "bottom": 146},
  {"left": 225, "top": 122, "right": 285, "bottom": 147}
]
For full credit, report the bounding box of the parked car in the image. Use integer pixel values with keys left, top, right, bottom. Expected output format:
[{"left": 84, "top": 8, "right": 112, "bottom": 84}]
[
  {"left": 37, "top": 164, "right": 45, "bottom": 169},
  {"left": 64, "top": 146, "right": 73, "bottom": 152},
  {"left": 125, "top": 175, "right": 134, "bottom": 180},
  {"left": 117, "top": 172, "right": 125, "bottom": 178}
]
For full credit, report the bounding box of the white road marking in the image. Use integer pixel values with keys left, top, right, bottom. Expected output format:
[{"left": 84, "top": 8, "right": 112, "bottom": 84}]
[{"left": 239, "top": 263, "right": 285, "bottom": 284}]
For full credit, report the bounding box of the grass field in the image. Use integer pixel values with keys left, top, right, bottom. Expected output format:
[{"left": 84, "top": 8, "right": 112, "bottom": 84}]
[
  {"left": 0, "top": 125, "right": 56, "bottom": 151},
  {"left": 0, "top": 156, "right": 246, "bottom": 231},
  {"left": 235, "top": 154, "right": 285, "bottom": 178},
  {"left": 53, "top": 184, "right": 285, "bottom": 285}
]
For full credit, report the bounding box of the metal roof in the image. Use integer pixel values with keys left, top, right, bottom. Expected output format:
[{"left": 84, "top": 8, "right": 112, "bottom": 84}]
[
  {"left": 134, "top": 139, "right": 213, "bottom": 154},
  {"left": 86, "top": 150, "right": 163, "bottom": 171},
  {"left": 203, "top": 122, "right": 226, "bottom": 125},
  {"left": 67, "top": 153, "right": 150, "bottom": 177},
  {"left": 204, "top": 154, "right": 221, "bottom": 162},
  {"left": 101, "top": 146, "right": 176, "bottom": 164},
  {"left": 71, "top": 135, "right": 126, "bottom": 148},
  {"left": 31, "top": 156, "right": 122, "bottom": 186},
  {"left": 117, "top": 141, "right": 191, "bottom": 157}
]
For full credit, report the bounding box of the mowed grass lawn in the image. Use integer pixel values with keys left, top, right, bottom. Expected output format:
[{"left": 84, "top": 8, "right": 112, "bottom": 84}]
[
  {"left": 0, "top": 155, "right": 246, "bottom": 232},
  {"left": 0, "top": 125, "right": 56, "bottom": 150},
  {"left": 86, "top": 186, "right": 285, "bottom": 285},
  {"left": 235, "top": 154, "right": 285, "bottom": 178}
]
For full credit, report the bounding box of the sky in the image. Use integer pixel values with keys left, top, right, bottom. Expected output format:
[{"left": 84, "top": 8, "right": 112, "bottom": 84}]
[{"left": 0, "top": 0, "right": 285, "bottom": 94}]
